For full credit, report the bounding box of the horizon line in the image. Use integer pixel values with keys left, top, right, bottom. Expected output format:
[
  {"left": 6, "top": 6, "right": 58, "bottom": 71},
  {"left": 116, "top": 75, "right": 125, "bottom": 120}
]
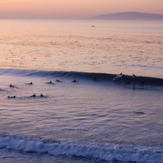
[{"left": 0, "top": 11, "right": 163, "bottom": 20}]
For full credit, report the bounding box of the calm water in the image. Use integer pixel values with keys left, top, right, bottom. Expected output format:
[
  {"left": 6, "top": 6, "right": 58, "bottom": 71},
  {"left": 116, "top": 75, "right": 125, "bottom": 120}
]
[
  {"left": 0, "top": 20, "right": 163, "bottom": 163},
  {"left": 0, "top": 20, "right": 163, "bottom": 77}
]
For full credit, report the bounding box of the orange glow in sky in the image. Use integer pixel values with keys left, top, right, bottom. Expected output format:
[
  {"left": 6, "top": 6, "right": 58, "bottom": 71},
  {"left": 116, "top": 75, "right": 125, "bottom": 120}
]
[{"left": 0, "top": 0, "right": 163, "bottom": 18}]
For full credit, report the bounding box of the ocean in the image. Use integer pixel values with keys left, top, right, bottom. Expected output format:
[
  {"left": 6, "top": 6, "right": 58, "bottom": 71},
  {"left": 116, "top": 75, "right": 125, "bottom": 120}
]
[{"left": 0, "top": 20, "right": 163, "bottom": 163}]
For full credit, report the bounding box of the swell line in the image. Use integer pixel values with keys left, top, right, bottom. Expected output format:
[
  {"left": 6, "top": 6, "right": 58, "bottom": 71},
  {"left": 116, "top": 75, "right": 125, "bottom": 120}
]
[{"left": 0, "top": 68, "right": 163, "bottom": 86}]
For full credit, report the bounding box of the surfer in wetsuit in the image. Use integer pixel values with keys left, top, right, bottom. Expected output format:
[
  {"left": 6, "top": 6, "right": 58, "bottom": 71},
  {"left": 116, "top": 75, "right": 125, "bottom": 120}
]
[
  {"left": 93, "top": 77, "right": 97, "bottom": 81},
  {"left": 8, "top": 96, "right": 16, "bottom": 99},
  {"left": 72, "top": 80, "right": 77, "bottom": 83},
  {"left": 9, "top": 84, "right": 15, "bottom": 88},
  {"left": 40, "top": 94, "right": 44, "bottom": 97},
  {"left": 46, "top": 81, "right": 54, "bottom": 84},
  {"left": 132, "top": 74, "right": 136, "bottom": 78},
  {"left": 132, "top": 74, "right": 137, "bottom": 89},
  {"left": 113, "top": 73, "right": 123, "bottom": 81},
  {"left": 26, "top": 82, "right": 33, "bottom": 85},
  {"left": 56, "top": 79, "right": 61, "bottom": 82},
  {"left": 30, "top": 94, "right": 36, "bottom": 97}
]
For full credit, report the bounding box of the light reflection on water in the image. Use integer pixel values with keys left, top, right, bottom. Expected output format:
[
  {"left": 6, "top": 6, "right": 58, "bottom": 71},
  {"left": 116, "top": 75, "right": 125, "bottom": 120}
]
[{"left": 0, "top": 20, "right": 163, "bottom": 78}]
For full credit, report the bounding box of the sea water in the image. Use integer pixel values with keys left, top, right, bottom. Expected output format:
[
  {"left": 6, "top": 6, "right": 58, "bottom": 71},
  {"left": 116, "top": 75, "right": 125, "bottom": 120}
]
[
  {"left": 0, "top": 20, "right": 163, "bottom": 77},
  {"left": 0, "top": 20, "right": 163, "bottom": 163}
]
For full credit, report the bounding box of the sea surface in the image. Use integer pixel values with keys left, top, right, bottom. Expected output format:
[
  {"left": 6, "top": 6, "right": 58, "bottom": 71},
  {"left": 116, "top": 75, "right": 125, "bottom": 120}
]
[{"left": 0, "top": 20, "right": 163, "bottom": 163}]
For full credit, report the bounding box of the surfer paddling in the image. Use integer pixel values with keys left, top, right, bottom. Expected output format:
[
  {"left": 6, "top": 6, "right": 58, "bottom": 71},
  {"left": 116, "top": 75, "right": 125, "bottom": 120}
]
[
  {"left": 56, "top": 79, "right": 62, "bottom": 82},
  {"left": 40, "top": 94, "right": 44, "bottom": 97},
  {"left": 30, "top": 94, "right": 36, "bottom": 97},
  {"left": 26, "top": 82, "right": 33, "bottom": 85},
  {"left": 46, "top": 81, "right": 54, "bottom": 84},
  {"left": 8, "top": 96, "right": 16, "bottom": 99},
  {"left": 72, "top": 80, "right": 78, "bottom": 83},
  {"left": 9, "top": 84, "right": 15, "bottom": 88},
  {"left": 30, "top": 94, "right": 45, "bottom": 98}
]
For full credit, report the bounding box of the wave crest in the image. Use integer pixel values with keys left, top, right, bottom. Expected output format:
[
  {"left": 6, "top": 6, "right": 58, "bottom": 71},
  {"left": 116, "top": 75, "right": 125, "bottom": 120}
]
[{"left": 0, "top": 68, "right": 163, "bottom": 86}]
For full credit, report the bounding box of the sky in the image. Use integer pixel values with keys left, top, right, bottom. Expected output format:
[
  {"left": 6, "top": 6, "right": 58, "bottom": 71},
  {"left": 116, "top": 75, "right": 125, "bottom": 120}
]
[{"left": 0, "top": 0, "right": 163, "bottom": 19}]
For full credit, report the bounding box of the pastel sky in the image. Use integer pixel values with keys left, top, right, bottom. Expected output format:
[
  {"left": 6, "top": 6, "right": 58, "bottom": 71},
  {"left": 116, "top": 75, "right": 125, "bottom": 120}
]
[{"left": 0, "top": 0, "right": 163, "bottom": 18}]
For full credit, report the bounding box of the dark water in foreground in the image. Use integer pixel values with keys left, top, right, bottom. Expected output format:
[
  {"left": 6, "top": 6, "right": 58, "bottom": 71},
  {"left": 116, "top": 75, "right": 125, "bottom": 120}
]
[{"left": 0, "top": 68, "right": 162, "bottom": 163}]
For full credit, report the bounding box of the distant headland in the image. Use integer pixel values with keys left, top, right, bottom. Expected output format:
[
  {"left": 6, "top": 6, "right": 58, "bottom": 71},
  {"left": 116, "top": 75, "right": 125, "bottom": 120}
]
[{"left": 91, "top": 12, "right": 163, "bottom": 20}]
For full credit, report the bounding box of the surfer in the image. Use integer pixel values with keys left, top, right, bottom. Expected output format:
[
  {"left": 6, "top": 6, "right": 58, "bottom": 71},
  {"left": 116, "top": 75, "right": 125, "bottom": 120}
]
[
  {"left": 30, "top": 94, "right": 36, "bottom": 97},
  {"left": 72, "top": 80, "right": 77, "bottom": 83},
  {"left": 93, "top": 77, "right": 97, "bottom": 81},
  {"left": 132, "top": 74, "right": 136, "bottom": 79},
  {"left": 132, "top": 74, "right": 137, "bottom": 89},
  {"left": 56, "top": 79, "right": 61, "bottom": 82},
  {"left": 46, "top": 81, "right": 54, "bottom": 84},
  {"left": 40, "top": 94, "right": 44, "bottom": 97},
  {"left": 26, "top": 82, "right": 33, "bottom": 85},
  {"left": 135, "top": 111, "right": 145, "bottom": 115},
  {"left": 113, "top": 73, "right": 123, "bottom": 81},
  {"left": 8, "top": 96, "right": 16, "bottom": 98},
  {"left": 9, "top": 84, "right": 15, "bottom": 88}
]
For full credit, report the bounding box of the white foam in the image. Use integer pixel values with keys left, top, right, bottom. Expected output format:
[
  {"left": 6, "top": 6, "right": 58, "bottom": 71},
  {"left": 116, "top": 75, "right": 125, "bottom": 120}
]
[{"left": 0, "top": 133, "right": 162, "bottom": 163}]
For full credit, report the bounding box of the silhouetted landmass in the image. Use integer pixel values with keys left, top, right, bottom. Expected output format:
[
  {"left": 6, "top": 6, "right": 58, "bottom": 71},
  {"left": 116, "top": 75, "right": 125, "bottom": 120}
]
[{"left": 92, "top": 12, "right": 163, "bottom": 20}]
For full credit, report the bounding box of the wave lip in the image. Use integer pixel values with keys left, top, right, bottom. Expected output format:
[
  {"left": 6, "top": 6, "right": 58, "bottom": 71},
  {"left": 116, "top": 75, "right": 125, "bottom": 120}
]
[{"left": 0, "top": 133, "right": 163, "bottom": 163}]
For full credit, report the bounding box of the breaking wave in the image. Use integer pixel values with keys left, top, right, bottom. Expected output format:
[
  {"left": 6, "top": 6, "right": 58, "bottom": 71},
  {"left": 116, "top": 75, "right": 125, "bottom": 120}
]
[{"left": 0, "top": 133, "right": 162, "bottom": 163}]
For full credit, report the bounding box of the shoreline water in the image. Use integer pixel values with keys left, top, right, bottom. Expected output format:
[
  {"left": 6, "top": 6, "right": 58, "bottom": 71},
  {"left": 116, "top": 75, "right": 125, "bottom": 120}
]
[{"left": 0, "top": 132, "right": 162, "bottom": 163}]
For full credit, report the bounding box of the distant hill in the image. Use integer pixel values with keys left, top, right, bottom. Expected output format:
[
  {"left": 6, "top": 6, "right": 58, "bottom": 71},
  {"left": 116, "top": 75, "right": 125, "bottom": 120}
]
[{"left": 92, "top": 12, "right": 163, "bottom": 20}]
